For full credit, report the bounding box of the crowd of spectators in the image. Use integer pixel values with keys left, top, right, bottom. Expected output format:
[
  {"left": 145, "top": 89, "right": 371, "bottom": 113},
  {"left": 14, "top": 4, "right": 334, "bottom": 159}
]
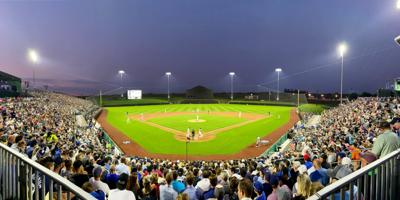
[{"left": 1, "top": 92, "right": 399, "bottom": 200}]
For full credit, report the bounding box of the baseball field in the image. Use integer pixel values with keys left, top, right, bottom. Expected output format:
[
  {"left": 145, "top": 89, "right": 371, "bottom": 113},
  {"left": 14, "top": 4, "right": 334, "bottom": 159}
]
[{"left": 97, "top": 104, "right": 298, "bottom": 159}]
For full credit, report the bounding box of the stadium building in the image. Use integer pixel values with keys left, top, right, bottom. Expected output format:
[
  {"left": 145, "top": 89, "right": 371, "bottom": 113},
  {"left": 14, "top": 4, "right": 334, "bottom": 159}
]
[{"left": 0, "top": 70, "right": 22, "bottom": 97}]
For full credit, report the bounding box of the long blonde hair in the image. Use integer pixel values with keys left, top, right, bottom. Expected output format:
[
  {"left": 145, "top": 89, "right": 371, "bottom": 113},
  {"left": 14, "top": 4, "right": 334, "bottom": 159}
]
[{"left": 297, "top": 174, "right": 312, "bottom": 198}]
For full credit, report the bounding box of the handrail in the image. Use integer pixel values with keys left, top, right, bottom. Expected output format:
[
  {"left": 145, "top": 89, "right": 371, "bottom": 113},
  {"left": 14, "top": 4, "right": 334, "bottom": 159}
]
[
  {"left": 0, "top": 142, "right": 96, "bottom": 200},
  {"left": 308, "top": 148, "right": 400, "bottom": 200}
]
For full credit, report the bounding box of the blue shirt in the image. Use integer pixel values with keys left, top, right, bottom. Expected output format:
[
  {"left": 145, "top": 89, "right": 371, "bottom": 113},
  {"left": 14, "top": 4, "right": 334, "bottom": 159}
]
[
  {"left": 203, "top": 188, "right": 215, "bottom": 200},
  {"left": 183, "top": 185, "right": 197, "bottom": 200},
  {"left": 172, "top": 180, "right": 185, "bottom": 193},
  {"left": 255, "top": 191, "right": 266, "bottom": 200},
  {"left": 160, "top": 185, "right": 178, "bottom": 200}
]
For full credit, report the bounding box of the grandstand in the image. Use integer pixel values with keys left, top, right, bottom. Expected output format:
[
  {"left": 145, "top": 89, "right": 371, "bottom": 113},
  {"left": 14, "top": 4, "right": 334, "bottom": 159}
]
[{"left": 1, "top": 90, "right": 399, "bottom": 200}]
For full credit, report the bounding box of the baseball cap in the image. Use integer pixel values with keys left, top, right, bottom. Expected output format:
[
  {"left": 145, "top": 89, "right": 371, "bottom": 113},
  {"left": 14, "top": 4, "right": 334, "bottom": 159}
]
[
  {"left": 303, "top": 154, "right": 310, "bottom": 161},
  {"left": 310, "top": 170, "right": 322, "bottom": 182},
  {"left": 269, "top": 175, "right": 279, "bottom": 186},
  {"left": 390, "top": 117, "right": 400, "bottom": 124},
  {"left": 341, "top": 157, "right": 352, "bottom": 165},
  {"left": 253, "top": 181, "right": 264, "bottom": 193}
]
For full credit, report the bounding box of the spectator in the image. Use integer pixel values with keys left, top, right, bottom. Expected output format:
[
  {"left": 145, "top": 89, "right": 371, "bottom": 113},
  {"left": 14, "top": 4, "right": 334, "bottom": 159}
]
[
  {"left": 70, "top": 160, "right": 89, "bottom": 188},
  {"left": 237, "top": 179, "right": 253, "bottom": 200},
  {"left": 109, "top": 173, "right": 136, "bottom": 200},
  {"left": 82, "top": 182, "right": 106, "bottom": 200},
  {"left": 89, "top": 166, "right": 110, "bottom": 196},
  {"left": 371, "top": 121, "right": 400, "bottom": 158},
  {"left": 159, "top": 172, "right": 178, "bottom": 200},
  {"left": 183, "top": 173, "right": 197, "bottom": 200}
]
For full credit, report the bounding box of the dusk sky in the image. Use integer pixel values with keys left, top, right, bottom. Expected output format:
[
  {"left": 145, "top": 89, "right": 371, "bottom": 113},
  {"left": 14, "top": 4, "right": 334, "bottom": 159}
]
[{"left": 1, "top": 0, "right": 399, "bottom": 95}]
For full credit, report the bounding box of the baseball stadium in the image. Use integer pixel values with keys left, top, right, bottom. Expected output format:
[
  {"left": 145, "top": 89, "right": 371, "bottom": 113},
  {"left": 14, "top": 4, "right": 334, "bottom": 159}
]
[{"left": 1, "top": 1, "right": 400, "bottom": 200}]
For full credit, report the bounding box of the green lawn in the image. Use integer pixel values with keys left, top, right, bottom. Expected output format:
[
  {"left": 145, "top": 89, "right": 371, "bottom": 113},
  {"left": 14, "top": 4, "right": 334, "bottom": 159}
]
[
  {"left": 148, "top": 114, "right": 247, "bottom": 132},
  {"left": 298, "top": 104, "right": 330, "bottom": 114},
  {"left": 106, "top": 104, "right": 293, "bottom": 155}
]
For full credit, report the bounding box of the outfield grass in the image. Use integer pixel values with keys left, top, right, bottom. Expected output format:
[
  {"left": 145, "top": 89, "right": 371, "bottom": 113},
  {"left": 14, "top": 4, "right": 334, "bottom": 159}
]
[
  {"left": 148, "top": 114, "right": 247, "bottom": 132},
  {"left": 298, "top": 104, "right": 330, "bottom": 114},
  {"left": 106, "top": 104, "right": 292, "bottom": 155},
  {"left": 100, "top": 99, "right": 169, "bottom": 106}
]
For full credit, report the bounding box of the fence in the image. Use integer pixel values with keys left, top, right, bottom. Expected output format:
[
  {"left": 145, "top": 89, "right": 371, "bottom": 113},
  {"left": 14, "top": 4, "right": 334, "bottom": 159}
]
[
  {"left": 0, "top": 143, "right": 96, "bottom": 200},
  {"left": 260, "top": 132, "right": 289, "bottom": 157},
  {"left": 308, "top": 148, "right": 400, "bottom": 200}
]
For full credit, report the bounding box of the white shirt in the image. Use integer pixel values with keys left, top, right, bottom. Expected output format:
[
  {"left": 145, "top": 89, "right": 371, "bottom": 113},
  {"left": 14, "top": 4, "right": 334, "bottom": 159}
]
[
  {"left": 89, "top": 177, "right": 110, "bottom": 196},
  {"left": 108, "top": 189, "right": 136, "bottom": 200},
  {"left": 115, "top": 163, "right": 130, "bottom": 175}
]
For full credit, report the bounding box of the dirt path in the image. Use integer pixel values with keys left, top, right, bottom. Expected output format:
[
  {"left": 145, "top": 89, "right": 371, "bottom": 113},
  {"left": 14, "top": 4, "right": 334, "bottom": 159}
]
[{"left": 96, "top": 109, "right": 299, "bottom": 160}]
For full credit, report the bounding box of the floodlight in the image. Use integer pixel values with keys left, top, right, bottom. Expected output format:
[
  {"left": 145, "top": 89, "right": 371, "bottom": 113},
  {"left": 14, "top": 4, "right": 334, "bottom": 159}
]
[
  {"left": 28, "top": 49, "right": 39, "bottom": 64},
  {"left": 338, "top": 43, "right": 347, "bottom": 57},
  {"left": 275, "top": 68, "right": 282, "bottom": 72},
  {"left": 229, "top": 72, "right": 235, "bottom": 76}
]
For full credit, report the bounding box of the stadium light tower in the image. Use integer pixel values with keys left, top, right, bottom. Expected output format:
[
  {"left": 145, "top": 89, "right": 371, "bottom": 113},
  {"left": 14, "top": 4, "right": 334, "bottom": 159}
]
[
  {"left": 275, "top": 68, "right": 282, "bottom": 101},
  {"left": 229, "top": 72, "right": 235, "bottom": 100},
  {"left": 118, "top": 70, "right": 125, "bottom": 97},
  {"left": 27, "top": 49, "right": 40, "bottom": 88},
  {"left": 165, "top": 72, "right": 172, "bottom": 101},
  {"left": 397, "top": 0, "right": 400, "bottom": 9},
  {"left": 337, "top": 43, "right": 347, "bottom": 104}
]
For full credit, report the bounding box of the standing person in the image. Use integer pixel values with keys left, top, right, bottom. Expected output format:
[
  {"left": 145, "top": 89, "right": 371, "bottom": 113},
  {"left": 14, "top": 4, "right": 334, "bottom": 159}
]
[
  {"left": 198, "top": 128, "right": 203, "bottom": 138},
  {"left": 109, "top": 173, "right": 136, "bottom": 200},
  {"left": 371, "top": 121, "right": 400, "bottom": 158},
  {"left": 191, "top": 129, "right": 195, "bottom": 140},
  {"left": 186, "top": 128, "right": 191, "bottom": 141}
]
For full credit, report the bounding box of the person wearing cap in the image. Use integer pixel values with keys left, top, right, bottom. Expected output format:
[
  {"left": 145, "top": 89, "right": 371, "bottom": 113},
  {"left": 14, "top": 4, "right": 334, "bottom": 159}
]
[
  {"left": 327, "top": 157, "right": 353, "bottom": 182},
  {"left": 109, "top": 173, "right": 136, "bottom": 200},
  {"left": 262, "top": 170, "right": 273, "bottom": 198},
  {"left": 90, "top": 166, "right": 110, "bottom": 196},
  {"left": 254, "top": 179, "right": 266, "bottom": 200},
  {"left": 371, "top": 121, "right": 400, "bottom": 158},
  {"left": 303, "top": 154, "right": 312, "bottom": 169}
]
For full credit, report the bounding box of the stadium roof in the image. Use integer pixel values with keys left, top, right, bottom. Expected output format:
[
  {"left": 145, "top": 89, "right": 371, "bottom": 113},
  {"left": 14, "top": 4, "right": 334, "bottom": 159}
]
[{"left": 0, "top": 71, "right": 21, "bottom": 82}]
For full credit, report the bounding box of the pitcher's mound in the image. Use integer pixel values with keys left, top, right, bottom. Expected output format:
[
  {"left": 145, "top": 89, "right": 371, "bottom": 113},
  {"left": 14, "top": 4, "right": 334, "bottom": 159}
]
[{"left": 188, "top": 119, "right": 206, "bottom": 123}]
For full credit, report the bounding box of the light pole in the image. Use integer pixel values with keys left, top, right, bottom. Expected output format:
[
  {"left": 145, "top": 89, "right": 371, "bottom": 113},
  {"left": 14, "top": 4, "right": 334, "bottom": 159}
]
[
  {"left": 229, "top": 72, "right": 235, "bottom": 100},
  {"left": 118, "top": 70, "right": 125, "bottom": 97},
  {"left": 337, "top": 43, "right": 347, "bottom": 104},
  {"left": 165, "top": 72, "right": 172, "bottom": 101},
  {"left": 275, "top": 68, "right": 282, "bottom": 101},
  {"left": 397, "top": 0, "right": 400, "bottom": 9},
  {"left": 28, "top": 49, "right": 39, "bottom": 89}
]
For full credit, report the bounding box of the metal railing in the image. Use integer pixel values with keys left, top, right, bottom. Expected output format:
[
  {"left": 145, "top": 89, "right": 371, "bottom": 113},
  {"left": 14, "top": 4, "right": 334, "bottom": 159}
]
[
  {"left": 308, "top": 148, "right": 400, "bottom": 200},
  {"left": 0, "top": 143, "right": 96, "bottom": 200}
]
